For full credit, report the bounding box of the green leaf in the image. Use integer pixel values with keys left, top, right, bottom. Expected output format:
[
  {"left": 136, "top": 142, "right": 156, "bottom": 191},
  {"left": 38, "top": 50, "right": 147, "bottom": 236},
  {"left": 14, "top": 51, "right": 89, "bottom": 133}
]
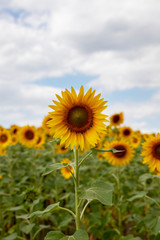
[
  {"left": 43, "top": 163, "right": 74, "bottom": 176},
  {"left": 121, "top": 236, "right": 141, "bottom": 240},
  {"left": 139, "top": 173, "right": 153, "bottom": 183},
  {"left": 45, "top": 231, "right": 65, "bottom": 240},
  {"left": 80, "top": 181, "right": 113, "bottom": 205},
  {"left": 2, "top": 233, "right": 18, "bottom": 240},
  {"left": 128, "top": 192, "right": 147, "bottom": 201},
  {"left": 7, "top": 206, "right": 24, "bottom": 211},
  {"left": 17, "top": 202, "right": 60, "bottom": 219},
  {"left": 44, "top": 230, "right": 89, "bottom": 240},
  {"left": 20, "top": 223, "right": 35, "bottom": 234},
  {"left": 61, "top": 230, "right": 89, "bottom": 240},
  {"left": 91, "top": 147, "right": 125, "bottom": 153}
]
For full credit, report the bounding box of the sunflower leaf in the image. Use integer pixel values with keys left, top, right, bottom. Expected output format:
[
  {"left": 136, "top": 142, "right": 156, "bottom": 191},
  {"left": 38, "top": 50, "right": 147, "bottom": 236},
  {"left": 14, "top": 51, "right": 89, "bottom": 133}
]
[
  {"left": 80, "top": 181, "right": 113, "bottom": 205},
  {"left": 17, "top": 202, "right": 60, "bottom": 219},
  {"left": 44, "top": 230, "right": 89, "bottom": 240},
  {"left": 43, "top": 163, "right": 74, "bottom": 176}
]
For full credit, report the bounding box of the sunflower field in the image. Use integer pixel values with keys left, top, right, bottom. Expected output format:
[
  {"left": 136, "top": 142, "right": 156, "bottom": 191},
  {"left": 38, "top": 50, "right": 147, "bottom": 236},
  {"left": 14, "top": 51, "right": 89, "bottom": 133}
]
[{"left": 1, "top": 87, "right": 160, "bottom": 240}]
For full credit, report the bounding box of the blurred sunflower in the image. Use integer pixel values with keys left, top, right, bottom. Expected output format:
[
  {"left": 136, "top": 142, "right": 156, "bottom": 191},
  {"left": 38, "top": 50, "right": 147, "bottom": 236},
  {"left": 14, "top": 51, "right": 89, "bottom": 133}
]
[
  {"left": 104, "top": 140, "right": 134, "bottom": 166},
  {"left": 48, "top": 86, "right": 108, "bottom": 150},
  {"left": 60, "top": 158, "right": 74, "bottom": 179},
  {"left": 110, "top": 112, "right": 124, "bottom": 127},
  {"left": 130, "top": 134, "right": 141, "bottom": 148},
  {"left": 10, "top": 125, "right": 19, "bottom": 135},
  {"left": 42, "top": 115, "right": 52, "bottom": 134},
  {"left": 0, "top": 147, "right": 7, "bottom": 156},
  {"left": 56, "top": 143, "right": 69, "bottom": 154},
  {"left": 35, "top": 132, "right": 45, "bottom": 148},
  {"left": 11, "top": 135, "right": 18, "bottom": 145},
  {"left": 0, "top": 129, "right": 11, "bottom": 148},
  {"left": 141, "top": 134, "right": 160, "bottom": 173},
  {"left": 120, "top": 126, "right": 133, "bottom": 139},
  {"left": 19, "top": 126, "right": 38, "bottom": 148}
]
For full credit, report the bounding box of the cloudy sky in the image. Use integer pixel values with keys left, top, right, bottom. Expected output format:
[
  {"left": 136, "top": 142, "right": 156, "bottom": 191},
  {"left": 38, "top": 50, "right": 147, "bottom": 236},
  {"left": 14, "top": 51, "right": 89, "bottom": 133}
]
[{"left": 0, "top": 0, "right": 160, "bottom": 133}]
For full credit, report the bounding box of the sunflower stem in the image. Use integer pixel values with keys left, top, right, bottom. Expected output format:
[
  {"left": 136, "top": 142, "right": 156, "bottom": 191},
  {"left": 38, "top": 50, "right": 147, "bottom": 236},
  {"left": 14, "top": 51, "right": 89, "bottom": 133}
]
[
  {"left": 78, "top": 151, "right": 92, "bottom": 167},
  {"left": 74, "top": 147, "right": 80, "bottom": 230}
]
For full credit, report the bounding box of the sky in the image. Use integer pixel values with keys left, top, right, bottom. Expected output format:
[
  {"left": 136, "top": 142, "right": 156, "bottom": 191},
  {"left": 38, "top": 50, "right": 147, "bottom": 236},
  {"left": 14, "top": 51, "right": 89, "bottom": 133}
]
[{"left": 0, "top": 0, "right": 160, "bottom": 133}]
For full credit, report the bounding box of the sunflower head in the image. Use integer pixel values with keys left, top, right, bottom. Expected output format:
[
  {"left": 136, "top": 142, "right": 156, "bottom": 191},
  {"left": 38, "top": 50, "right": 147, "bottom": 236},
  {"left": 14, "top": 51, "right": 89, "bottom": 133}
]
[
  {"left": 110, "top": 112, "right": 124, "bottom": 127},
  {"left": 0, "top": 129, "right": 11, "bottom": 148},
  {"left": 42, "top": 115, "right": 52, "bottom": 134},
  {"left": 19, "top": 126, "right": 38, "bottom": 148},
  {"left": 141, "top": 134, "right": 160, "bottom": 172},
  {"left": 120, "top": 126, "right": 133, "bottom": 139},
  {"left": 10, "top": 125, "right": 19, "bottom": 135},
  {"left": 56, "top": 143, "right": 69, "bottom": 154},
  {"left": 48, "top": 86, "right": 108, "bottom": 150},
  {"left": 104, "top": 140, "right": 134, "bottom": 166},
  {"left": 60, "top": 158, "right": 74, "bottom": 179}
]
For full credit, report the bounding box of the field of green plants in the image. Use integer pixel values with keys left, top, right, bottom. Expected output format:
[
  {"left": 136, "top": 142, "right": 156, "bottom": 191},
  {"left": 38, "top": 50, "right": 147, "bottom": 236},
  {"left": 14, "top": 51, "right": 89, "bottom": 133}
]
[{"left": 1, "top": 129, "right": 160, "bottom": 240}]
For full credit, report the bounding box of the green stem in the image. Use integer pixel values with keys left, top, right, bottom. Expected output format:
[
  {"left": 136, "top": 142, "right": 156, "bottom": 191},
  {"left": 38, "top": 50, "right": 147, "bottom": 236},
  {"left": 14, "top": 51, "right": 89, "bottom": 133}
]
[
  {"left": 59, "top": 207, "right": 76, "bottom": 219},
  {"left": 80, "top": 200, "right": 92, "bottom": 220},
  {"left": 78, "top": 151, "right": 92, "bottom": 167},
  {"left": 74, "top": 147, "right": 80, "bottom": 230},
  {"left": 145, "top": 195, "right": 160, "bottom": 208}
]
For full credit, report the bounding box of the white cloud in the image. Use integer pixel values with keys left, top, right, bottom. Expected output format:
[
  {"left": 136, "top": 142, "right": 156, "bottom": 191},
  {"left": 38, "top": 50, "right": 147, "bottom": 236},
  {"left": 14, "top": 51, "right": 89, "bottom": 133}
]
[{"left": 0, "top": 0, "right": 160, "bottom": 131}]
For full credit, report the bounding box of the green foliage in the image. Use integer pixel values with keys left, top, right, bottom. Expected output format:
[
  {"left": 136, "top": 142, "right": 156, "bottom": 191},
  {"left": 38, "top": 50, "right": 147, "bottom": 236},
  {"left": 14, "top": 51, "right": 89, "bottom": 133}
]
[
  {"left": 1, "top": 142, "right": 160, "bottom": 239},
  {"left": 80, "top": 181, "right": 113, "bottom": 205}
]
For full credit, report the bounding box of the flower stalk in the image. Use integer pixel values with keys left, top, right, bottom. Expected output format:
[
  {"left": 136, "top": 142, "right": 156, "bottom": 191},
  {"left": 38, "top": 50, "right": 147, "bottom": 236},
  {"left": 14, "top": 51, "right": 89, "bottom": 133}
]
[{"left": 74, "top": 147, "right": 80, "bottom": 230}]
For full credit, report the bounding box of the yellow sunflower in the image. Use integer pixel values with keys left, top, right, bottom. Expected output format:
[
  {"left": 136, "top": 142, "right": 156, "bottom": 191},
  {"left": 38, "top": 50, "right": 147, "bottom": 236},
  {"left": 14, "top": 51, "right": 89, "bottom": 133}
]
[
  {"left": 60, "top": 158, "right": 74, "bottom": 179},
  {"left": 0, "top": 146, "right": 7, "bottom": 156},
  {"left": 110, "top": 112, "right": 124, "bottom": 127},
  {"left": 141, "top": 134, "right": 160, "bottom": 173},
  {"left": 130, "top": 134, "right": 141, "bottom": 148},
  {"left": 35, "top": 132, "right": 45, "bottom": 148},
  {"left": 10, "top": 125, "right": 19, "bottom": 135},
  {"left": 48, "top": 86, "right": 108, "bottom": 150},
  {"left": 11, "top": 135, "right": 18, "bottom": 145},
  {"left": 0, "top": 129, "right": 11, "bottom": 148},
  {"left": 18, "top": 126, "right": 38, "bottom": 148},
  {"left": 120, "top": 126, "right": 133, "bottom": 139},
  {"left": 42, "top": 115, "right": 52, "bottom": 134},
  {"left": 103, "top": 140, "right": 134, "bottom": 166},
  {"left": 56, "top": 143, "right": 69, "bottom": 154}
]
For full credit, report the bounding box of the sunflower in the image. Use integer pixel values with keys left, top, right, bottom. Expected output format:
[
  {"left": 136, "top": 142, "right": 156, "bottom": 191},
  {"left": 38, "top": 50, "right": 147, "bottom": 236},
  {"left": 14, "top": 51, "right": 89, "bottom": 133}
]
[
  {"left": 0, "top": 129, "right": 11, "bottom": 148},
  {"left": 141, "top": 134, "right": 160, "bottom": 173},
  {"left": 18, "top": 126, "right": 38, "bottom": 148},
  {"left": 11, "top": 135, "right": 18, "bottom": 145},
  {"left": 48, "top": 86, "right": 108, "bottom": 150},
  {"left": 0, "top": 146, "right": 7, "bottom": 156},
  {"left": 60, "top": 158, "right": 74, "bottom": 179},
  {"left": 35, "top": 132, "right": 45, "bottom": 148},
  {"left": 10, "top": 125, "right": 19, "bottom": 135},
  {"left": 42, "top": 115, "right": 52, "bottom": 134},
  {"left": 56, "top": 143, "right": 69, "bottom": 154},
  {"left": 130, "top": 134, "right": 141, "bottom": 148},
  {"left": 103, "top": 140, "right": 134, "bottom": 166},
  {"left": 110, "top": 112, "right": 124, "bottom": 127},
  {"left": 120, "top": 126, "right": 133, "bottom": 139}
]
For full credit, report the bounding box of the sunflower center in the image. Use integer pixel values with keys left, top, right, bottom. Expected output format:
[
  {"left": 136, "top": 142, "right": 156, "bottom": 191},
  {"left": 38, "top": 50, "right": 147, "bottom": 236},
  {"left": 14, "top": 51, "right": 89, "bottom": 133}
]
[
  {"left": 133, "top": 137, "right": 138, "bottom": 143},
  {"left": 113, "top": 145, "right": 126, "bottom": 158},
  {"left": 0, "top": 134, "right": 8, "bottom": 143},
  {"left": 113, "top": 115, "right": 120, "bottom": 123},
  {"left": 13, "top": 129, "right": 17, "bottom": 134},
  {"left": 25, "top": 130, "right": 34, "bottom": 140},
  {"left": 37, "top": 136, "right": 42, "bottom": 144},
  {"left": 66, "top": 105, "right": 93, "bottom": 132},
  {"left": 154, "top": 144, "right": 160, "bottom": 160},
  {"left": 123, "top": 129, "right": 130, "bottom": 136}
]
